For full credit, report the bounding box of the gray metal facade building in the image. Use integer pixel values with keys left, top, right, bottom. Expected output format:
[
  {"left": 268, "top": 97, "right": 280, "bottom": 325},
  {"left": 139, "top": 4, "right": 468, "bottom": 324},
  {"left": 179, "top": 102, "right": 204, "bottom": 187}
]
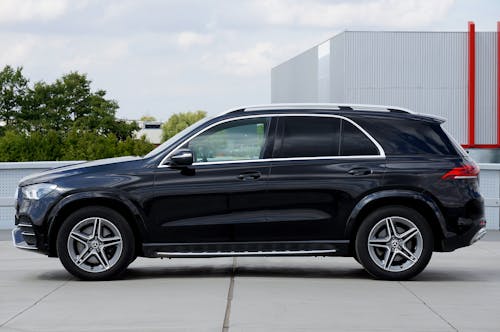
[
  {"left": 271, "top": 25, "right": 500, "bottom": 230},
  {"left": 271, "top": 27, "right": 499, "bottom": 146}
]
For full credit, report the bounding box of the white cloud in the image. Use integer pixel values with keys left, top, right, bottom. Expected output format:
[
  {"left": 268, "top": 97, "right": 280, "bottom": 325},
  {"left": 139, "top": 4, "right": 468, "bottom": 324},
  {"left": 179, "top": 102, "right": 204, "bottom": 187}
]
[
  {"left": 60, "top": 40, "right": 129, "bottom": 71},
  {"left": 0, "top": 0, "right": 69, "bottom": 23},
  {"left": 176, "top": 31, "right": 214, "bottom": 49},
  {"left": 100, "top": 0, "right": 138, "bottom": 22},
  {"left": 254, "top": 0, "right": 455, "bottom": 27},
  {"left": 0, "top": 36, "right": 39, "bottom": 65},
  {"left": 223, "top": 42, "right": 274, "bottom": 76},
  {"left": 201, "top": 42, "right": 276, "bottom": 77}
]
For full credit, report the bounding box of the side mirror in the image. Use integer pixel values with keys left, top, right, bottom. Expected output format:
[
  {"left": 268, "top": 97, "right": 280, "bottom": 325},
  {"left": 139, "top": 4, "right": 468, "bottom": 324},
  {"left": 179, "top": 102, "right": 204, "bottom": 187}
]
[{"left": 169, "top": 149, "right": 193, "bottom": 167}]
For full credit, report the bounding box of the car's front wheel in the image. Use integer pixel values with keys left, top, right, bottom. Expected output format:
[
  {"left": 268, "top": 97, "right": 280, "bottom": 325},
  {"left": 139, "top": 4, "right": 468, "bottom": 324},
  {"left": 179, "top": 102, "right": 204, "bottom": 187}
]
[
  {"left": 57, "top": 206, "right": 135, "bottom": 281},
  {"left": 355, "top": 206, "right": 433, "bottom": 280}
]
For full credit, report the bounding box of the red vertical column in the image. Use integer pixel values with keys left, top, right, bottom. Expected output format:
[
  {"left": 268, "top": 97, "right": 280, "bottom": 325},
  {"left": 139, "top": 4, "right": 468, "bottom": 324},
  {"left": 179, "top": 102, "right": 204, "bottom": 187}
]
[
  {"left": 497, "top": 21, "right": 500, "bottom": 144},
  {"left": 468, "top": 21, "right": 476, "bottom": 146}
]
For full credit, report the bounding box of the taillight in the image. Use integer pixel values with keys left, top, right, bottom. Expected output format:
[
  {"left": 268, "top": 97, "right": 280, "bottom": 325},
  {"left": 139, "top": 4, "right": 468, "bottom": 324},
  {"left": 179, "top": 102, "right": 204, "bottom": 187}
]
[{"left": 441, "top": 163, "right": 480, "bottom": 180}]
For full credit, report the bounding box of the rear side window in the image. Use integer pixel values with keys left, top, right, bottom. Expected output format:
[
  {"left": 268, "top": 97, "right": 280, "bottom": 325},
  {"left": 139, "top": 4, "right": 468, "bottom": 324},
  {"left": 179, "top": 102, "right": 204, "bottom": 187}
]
[
  {"left": 353, "top": 117, "right": 458, "bottom": 156},
  {"left": 275, "top": 116, "right": 340, "bottom": 158},
  {"left": 340, "top": 121, "right": 379, "bottom": 156}
]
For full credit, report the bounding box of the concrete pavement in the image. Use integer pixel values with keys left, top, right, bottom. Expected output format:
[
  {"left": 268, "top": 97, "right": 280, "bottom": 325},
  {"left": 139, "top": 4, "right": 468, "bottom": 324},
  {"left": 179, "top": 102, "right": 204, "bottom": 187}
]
[{"left": 0, "top": 232, "right": 499, "bottom": 331}]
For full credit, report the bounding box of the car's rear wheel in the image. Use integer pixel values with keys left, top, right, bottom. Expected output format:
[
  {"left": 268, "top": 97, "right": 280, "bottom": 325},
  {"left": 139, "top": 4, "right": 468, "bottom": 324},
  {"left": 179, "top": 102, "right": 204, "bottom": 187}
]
[
  {"left": 355, "top": 206, "right": 433, "bottom": 280},
  {"left": 57, "top": 206, "right": 135, "bottom": 281}
]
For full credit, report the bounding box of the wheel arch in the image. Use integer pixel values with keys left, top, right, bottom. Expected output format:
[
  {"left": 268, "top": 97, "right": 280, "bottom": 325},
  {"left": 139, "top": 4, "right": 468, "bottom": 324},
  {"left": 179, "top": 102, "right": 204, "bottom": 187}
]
[
  {"left": 346, "top": 190, "right": 447, "bottom": 254},
  {"left": 46, "top": 193, "right": 148, "bottom": 257}
]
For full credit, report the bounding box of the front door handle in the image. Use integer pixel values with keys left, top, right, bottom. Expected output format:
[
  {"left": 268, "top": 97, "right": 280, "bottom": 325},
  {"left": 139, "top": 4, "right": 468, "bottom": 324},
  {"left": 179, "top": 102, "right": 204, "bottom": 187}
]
[
  {"left": 237, "top": 172, "right": 261, "bottom": 181},
  {"left": 347, "top": 167, "right": 373, "bottom": 176}
]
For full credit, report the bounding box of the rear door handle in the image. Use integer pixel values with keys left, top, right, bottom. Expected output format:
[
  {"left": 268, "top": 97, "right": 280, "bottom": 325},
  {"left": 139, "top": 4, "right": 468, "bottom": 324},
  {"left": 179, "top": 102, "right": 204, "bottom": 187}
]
[
  {"left": 347, "top": 167, "right": 373, "bottom": 176},
  {"left": 237, "top": 172, "right": 261, "bottom": 181}
]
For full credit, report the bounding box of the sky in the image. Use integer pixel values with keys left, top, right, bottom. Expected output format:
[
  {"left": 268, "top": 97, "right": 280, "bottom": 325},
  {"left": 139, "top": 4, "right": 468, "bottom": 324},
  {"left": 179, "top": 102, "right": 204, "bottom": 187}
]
[{"left": 0, "top": 0, "right": 499, "bottom": 121}]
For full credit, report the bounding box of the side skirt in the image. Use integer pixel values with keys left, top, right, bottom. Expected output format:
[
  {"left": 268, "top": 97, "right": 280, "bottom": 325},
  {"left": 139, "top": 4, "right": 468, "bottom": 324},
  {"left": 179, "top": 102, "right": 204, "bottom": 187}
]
[{"left": 142, "top": 240, "right": 350, "bottom": 258}]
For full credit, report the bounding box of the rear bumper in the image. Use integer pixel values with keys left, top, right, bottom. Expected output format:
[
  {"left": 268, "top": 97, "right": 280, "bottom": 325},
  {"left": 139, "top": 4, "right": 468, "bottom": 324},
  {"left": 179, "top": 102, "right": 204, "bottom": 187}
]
[
  {"left": 441, "top": 220, "right": 487, "bottom": 252},
  {"left": 470, "top": 227, "right": 487, "bottom": 244}
]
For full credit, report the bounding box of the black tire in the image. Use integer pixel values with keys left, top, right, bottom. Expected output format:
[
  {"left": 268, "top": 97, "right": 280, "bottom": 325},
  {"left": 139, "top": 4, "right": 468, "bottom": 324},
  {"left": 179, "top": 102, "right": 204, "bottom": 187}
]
[
  {"left": 355, "top": 206, "right": 433, "bottom": 280},
  {"left": 353, "top": 253, "right": 361, "bottom": 265},
  {"left": 57, "top": 206, "right": 135, "bottom": 281}
]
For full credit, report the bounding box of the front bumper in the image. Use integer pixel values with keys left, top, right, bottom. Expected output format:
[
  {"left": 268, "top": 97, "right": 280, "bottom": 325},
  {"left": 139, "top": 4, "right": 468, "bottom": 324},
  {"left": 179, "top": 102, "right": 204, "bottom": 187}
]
[{"left": 12, "top": 223, "right": 38, "bottom": 251}]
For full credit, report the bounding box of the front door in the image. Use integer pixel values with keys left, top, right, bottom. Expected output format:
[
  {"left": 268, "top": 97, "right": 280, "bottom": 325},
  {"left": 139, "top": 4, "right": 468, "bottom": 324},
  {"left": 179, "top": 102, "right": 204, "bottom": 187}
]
[{"left": 150, "top": 116, "right": 273, "bottom": 244}]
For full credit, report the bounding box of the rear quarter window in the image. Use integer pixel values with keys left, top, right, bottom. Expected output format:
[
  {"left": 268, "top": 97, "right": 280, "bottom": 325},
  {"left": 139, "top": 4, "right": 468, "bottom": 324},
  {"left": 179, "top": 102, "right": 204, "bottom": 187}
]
[
  {"left": 340, "top": 120, "right": 379, "bottom": 156},
  {"left": 352, "top": 116, "right": 458, "bottom": 156}
]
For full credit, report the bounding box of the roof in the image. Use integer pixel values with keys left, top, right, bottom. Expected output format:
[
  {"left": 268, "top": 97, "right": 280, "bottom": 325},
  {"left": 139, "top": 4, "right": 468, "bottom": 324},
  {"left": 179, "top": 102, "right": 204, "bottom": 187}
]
[{"left": 222, "top": 103, "right": 446, "bottom": 123}]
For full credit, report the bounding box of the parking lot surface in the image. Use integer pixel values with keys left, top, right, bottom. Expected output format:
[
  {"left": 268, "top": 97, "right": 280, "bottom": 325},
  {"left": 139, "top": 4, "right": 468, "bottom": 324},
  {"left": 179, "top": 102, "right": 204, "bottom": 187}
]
[{"left": 0, "top": 231, "right": 499, "bottom": 332}]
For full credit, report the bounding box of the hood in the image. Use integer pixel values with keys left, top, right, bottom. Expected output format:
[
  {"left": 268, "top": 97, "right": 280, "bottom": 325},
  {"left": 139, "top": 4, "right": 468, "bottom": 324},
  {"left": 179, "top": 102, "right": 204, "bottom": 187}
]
[{"left": 19, "top": 156, "right": 144, "bottom": 187}]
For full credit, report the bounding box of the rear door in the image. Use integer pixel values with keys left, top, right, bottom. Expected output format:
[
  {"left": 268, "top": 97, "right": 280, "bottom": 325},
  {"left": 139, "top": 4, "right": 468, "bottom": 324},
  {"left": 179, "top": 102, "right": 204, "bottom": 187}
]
[{"left": 235, "top": 114, "right": 386, "bottom": 242}]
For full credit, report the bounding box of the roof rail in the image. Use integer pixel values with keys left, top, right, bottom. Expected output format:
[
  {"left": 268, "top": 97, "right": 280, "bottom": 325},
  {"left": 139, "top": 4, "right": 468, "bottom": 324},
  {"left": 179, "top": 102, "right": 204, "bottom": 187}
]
[{"left": 222, "top": 103, "right": 415, "bottom": 115}]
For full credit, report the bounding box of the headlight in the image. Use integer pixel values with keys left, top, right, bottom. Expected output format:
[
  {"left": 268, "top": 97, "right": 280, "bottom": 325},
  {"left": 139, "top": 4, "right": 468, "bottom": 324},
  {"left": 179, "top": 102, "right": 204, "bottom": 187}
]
[{"left": 22, "top": 183, "right": 57, "bottom": 200}]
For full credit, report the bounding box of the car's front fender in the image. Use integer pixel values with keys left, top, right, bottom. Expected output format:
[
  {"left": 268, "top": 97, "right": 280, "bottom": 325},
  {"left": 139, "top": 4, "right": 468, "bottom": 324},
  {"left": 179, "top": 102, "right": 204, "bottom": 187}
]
[{"left": 46, "top": 190, "right": 150, "bottom": 249}]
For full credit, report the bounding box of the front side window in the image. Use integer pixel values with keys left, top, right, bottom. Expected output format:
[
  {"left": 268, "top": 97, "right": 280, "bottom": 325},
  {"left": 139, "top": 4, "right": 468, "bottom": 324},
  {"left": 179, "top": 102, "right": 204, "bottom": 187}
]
[{"left": 180, "top": 118, "right": 269, "bottom": 163}]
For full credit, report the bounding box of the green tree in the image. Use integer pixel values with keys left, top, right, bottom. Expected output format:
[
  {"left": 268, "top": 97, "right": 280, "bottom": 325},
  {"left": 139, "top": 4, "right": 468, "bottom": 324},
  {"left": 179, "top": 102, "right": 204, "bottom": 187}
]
[
  {"left": 17, "top": 72, "right": 139, "bottom": 138},
  {"left": 140, "top": 115, "right": 157, "bottom": 122},
  {"left": 0, "top": 66, "right": 29, "bottom": 126},
  {"left": 0, "top": 65, "right": 155, "bottom": 161},
  {"left": 162, "top": 110, "right": 206, "bottom": 142},
  {"left": 0, "top": 130, "right": 63, "bottom": 161}
]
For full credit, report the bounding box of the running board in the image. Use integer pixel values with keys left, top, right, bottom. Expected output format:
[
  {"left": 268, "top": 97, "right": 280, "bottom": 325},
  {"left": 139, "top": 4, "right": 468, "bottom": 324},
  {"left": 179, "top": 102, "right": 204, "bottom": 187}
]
[{"left": 156, "top": 249, "right": 337, "bottom": 258}]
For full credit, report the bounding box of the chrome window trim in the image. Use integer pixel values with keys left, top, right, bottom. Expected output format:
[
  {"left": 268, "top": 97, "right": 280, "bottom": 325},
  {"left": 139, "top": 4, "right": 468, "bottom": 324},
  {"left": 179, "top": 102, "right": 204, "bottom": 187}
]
[
  {"left": 158, "top": 113, "right": 386, "bottom": 168},
  {"left": 186, "top": 155, "right": 384, "bottom": 166}
]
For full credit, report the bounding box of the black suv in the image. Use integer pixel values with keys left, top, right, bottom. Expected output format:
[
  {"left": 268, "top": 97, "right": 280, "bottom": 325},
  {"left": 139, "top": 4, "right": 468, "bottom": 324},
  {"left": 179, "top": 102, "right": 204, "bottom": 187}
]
[{"left": 13, "top": 104, "right": 486, "bottom": 280}]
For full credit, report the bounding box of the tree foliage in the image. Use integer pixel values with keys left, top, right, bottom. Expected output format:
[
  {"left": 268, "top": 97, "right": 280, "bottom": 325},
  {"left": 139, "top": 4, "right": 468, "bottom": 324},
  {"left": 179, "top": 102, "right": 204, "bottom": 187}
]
[
  {"left": 0, "top": 66, "right": 28, "bottom": 127},
  {"left": 162, "top": 110, "right": 206, "bottom": 142},
  {"left": 140, "top": 115, "right": 157, "bottom": 122},
  {"left": 0, "top": 65, "right": 154, "bottom": 161}
]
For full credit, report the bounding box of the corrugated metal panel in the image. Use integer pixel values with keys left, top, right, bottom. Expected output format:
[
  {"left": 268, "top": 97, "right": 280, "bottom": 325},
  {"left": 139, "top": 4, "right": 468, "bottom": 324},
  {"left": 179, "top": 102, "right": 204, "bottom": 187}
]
[
  {"left": 317, "top": 41, "right": 330, "bottom": 102},
  {"left": 475, "top": 32, "right": 498, "bottom": 144},
  {"left": 270, "top": 30, "right": 499, "bottom": 146},
  {"left": 271, "top": 47, "right": 318, "bottom": 103},
  {"left": 330, "top": 33, "right": 346, "bottom": 101},
  {"left": 342, "top": 31, "right": 468, "bottom": 144}
]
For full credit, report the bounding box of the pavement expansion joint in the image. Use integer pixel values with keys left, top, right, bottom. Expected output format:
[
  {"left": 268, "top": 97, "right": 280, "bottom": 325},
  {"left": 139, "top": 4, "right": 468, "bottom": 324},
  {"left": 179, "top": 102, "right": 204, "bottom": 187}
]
[
  {"left": 0, "top": 277, "right": 72, "bottom": 328},
  {"left": 399, "top": 281, "right": 458, "bottom": 332},
  {"left": 222, "top": 257, "right": 237, "bottom": 332}
]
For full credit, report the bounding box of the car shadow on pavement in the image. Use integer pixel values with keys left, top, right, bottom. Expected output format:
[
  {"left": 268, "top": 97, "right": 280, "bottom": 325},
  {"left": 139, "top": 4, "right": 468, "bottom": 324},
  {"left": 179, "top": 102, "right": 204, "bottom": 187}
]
[
  {"left": 409, "top": 267, "right": 500, "bottom": 282},
  {"left": 121, "top": 266, "right": 500, "bottom": 282},
  {"left": 121, "top": 264, "right": 372, "bottom": 280},
  {"left": 33, "top": 262, "right": 500, "bottom": 282}
]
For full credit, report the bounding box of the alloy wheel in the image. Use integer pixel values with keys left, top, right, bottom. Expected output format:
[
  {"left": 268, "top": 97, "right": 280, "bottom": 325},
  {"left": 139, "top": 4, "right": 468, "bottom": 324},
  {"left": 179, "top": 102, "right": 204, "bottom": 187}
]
[
  {"left": 367, "top": 216, "right": 423, "bottom": 272},
  {"left": 67, "top": 217, "right": 123, "bottom": 273}
]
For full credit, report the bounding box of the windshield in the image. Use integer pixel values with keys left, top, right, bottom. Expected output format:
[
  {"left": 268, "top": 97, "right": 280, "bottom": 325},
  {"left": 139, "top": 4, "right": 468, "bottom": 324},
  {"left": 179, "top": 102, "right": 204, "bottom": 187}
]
[{"left": 144, "top": 117, "right": 212, "bottom": 158}]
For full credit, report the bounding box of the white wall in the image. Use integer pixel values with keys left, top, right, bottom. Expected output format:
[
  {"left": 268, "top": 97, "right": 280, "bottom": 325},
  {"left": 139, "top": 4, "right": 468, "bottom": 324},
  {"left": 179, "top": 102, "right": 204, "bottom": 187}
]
[{"left": 0, "top": 161, "right": 81, "bottom": 229}]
